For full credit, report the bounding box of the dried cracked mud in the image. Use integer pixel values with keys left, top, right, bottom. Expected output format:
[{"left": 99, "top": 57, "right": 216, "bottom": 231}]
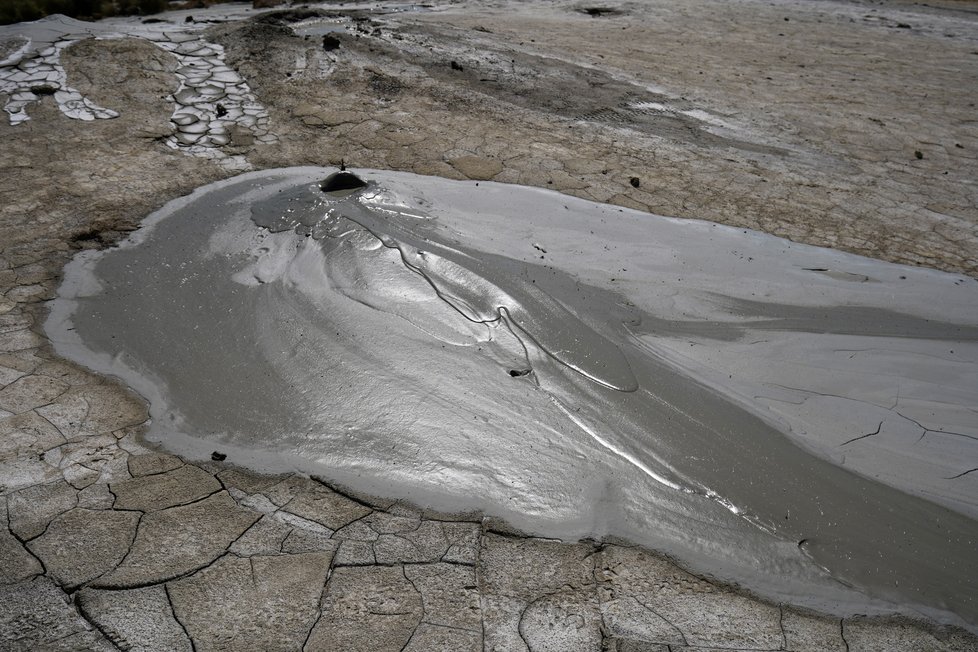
[{"left": 1, "top": 0, "right": 977, "bottom": 650}]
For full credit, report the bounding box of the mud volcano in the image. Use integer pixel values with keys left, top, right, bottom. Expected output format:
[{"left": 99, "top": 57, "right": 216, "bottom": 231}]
[{"left": 47, "top": 167, "right": 978, "bottom": 630}]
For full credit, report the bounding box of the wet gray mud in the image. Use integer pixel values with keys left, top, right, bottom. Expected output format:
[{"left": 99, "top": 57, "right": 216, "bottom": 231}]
[{"left": 47, "top": 168, "right": 978, "bottom": 630}]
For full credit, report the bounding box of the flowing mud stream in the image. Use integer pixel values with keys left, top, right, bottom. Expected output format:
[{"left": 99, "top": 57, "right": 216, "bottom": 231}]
[{"left": 47, "top": 168, "right": 978, "bottom": 630}]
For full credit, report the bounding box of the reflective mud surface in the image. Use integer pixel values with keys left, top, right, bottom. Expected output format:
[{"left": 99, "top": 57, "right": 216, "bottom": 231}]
[{"left": 48, "top": 168, "right": 978, "bottom": 629}]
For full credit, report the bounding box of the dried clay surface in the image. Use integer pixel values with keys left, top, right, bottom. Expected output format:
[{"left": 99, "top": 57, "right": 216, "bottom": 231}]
[{"left": 1, "top": 0, "right": 977, "bottom": 650}]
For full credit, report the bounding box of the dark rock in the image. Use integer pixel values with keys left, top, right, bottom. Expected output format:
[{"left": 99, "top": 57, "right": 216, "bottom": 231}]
[{"left": 323, "top": 35, "right": 341, "bottom": 51}]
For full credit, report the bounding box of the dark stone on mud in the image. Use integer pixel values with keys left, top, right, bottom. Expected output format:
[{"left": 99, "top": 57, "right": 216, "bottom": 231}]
[
  {"left": 509, "top": 369, "right": 532, "bottom": 377},
  {"left": 323, "top": 35, "right": 341, "bottom": 51},
  {"left": 451, "top": 60, "right": 464, "bottom": 71},
  {"left": 211, "top": 451, "right": 227, "bottom": 462},
  {"left": 629, "top": 176, "right": 640, "bottom": 188}
]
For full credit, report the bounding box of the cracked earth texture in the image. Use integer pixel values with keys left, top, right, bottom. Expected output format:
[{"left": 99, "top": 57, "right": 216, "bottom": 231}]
[{"left": 1, "top": 0, "right": 977, "bottom": 649}]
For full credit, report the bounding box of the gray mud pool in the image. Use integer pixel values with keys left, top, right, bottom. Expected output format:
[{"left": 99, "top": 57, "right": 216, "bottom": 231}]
[{"left": 47, "top": 167, "right": 978, "bottom": 630}]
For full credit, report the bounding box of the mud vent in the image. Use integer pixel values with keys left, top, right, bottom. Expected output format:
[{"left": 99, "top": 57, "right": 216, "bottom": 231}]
[{"left": 320, "top": 170, "right": 368, "bottom": 196}]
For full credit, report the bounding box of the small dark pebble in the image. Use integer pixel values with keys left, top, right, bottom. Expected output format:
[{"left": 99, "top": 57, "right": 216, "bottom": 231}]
[
  {"left": 451, "top": 60, "right": 464, "bottom": 71},
  {"left": 211, "top": 451, "right": 227, "bottom": 461},
  {"left": 914, "top": 150, "right": 923, "bottom": 159},
  {"left": 185, "top": 15, "right": 194, "bottom": 23},
  {"left": 216, "top": 104, "right": 228, "bottom": 117},
  {"left": 509, "top": 369, "right": 531, "bottom": 377},
  {"left": 629, "top": 177, "right": 640, "bottom": 188}
]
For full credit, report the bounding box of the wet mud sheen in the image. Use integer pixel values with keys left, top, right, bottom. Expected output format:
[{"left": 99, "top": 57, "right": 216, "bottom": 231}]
[{"left": 48, "top": 168, "right": 978, "bottom": 630}]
